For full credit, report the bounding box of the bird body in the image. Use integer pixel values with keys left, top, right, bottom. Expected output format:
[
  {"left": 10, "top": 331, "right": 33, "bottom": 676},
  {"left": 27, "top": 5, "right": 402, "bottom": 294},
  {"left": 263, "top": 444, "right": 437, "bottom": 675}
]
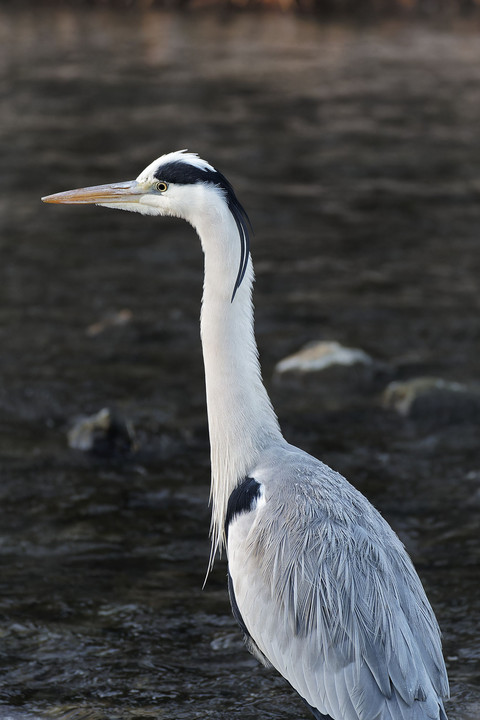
[
  {"left": 43, "top": 150, "right": 449, "bottom": 720},
  {"left": 227, "top": 442, "right": 448, "bottom": 719}
]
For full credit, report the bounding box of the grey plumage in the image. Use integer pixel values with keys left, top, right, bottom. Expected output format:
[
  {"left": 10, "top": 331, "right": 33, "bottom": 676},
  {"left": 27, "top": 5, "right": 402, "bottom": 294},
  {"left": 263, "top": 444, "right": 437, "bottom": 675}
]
[{"left": 227, "top": 443, "right": 449, "bottom": 719}]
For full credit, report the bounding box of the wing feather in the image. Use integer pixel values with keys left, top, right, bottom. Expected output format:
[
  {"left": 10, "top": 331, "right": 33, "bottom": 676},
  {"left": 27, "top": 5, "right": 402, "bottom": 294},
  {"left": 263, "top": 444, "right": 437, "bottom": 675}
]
[{"left": 227, "top": 448, "right": 449, "bottom": 719}]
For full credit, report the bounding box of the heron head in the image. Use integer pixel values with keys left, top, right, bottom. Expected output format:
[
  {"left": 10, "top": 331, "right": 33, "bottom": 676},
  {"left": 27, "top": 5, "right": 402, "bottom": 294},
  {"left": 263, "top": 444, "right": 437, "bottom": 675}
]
[{"left": 42, "top": 150, "right": 251, "bottom": 298}]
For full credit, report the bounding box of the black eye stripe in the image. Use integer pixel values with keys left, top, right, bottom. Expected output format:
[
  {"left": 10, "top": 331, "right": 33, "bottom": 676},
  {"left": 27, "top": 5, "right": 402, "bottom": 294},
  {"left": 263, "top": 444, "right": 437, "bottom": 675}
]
[
  {"left": 153, "top": 161, "right": 251, "bottom": 301},
  {"left": 153, "top": 161, "right": 217, "bottom": 186}
]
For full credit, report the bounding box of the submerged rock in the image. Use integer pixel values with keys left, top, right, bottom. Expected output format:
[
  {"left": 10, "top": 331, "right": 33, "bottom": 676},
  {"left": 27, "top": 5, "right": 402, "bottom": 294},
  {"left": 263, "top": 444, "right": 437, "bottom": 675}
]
[
  {"left": 382, "top": 377, "right": 480, "bottom": 426},
  {"left": 273, "top": 341, "right": 390, "bottom": 409},
  {"left": 86, "top": 308, "right": 133, "bottom": 337},
  {"left": 274, "top": 340, "right": 372, "bottom": 374},
  {"left": 67, "top": 408, "right": 136, "bottom": 456}
]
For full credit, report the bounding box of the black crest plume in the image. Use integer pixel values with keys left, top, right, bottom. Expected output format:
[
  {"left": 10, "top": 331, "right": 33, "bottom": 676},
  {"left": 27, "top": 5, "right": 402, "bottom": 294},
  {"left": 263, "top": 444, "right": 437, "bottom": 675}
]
[{"left": 154, "top": 160, "right": 252, "bottom": 301}]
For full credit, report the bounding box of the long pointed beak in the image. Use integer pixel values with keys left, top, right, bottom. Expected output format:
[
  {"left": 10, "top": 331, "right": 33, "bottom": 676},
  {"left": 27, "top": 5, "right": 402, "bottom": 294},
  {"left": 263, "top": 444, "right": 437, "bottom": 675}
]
[{"left": 42, "top": 180, "right": 142, "bottom": 205}]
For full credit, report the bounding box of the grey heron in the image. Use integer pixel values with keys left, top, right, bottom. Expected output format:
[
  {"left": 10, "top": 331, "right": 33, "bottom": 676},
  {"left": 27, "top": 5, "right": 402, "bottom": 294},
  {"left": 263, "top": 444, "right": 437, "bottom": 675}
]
[{"left": 42, "top": 150, "right": 449, "bottom": 720}]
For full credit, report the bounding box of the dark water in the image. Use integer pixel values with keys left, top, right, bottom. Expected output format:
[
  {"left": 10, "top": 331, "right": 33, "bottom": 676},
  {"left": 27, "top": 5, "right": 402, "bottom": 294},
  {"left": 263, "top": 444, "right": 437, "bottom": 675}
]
[{"left": 1, "top": 6, "right": 479, "bottom": 719}]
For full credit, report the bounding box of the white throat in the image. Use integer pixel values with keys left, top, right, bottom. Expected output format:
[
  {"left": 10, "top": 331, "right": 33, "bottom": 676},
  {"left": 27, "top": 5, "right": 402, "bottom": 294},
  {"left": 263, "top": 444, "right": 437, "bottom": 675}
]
[{"left": 190, "top": 189, "right": 283, "bottom": 560}]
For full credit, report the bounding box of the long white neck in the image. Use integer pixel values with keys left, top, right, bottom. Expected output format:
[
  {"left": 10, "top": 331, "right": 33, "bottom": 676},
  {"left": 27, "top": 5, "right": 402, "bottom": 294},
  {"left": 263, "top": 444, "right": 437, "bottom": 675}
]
[{"left": 190, "top": 191, "right": 283, "bottom": 558}]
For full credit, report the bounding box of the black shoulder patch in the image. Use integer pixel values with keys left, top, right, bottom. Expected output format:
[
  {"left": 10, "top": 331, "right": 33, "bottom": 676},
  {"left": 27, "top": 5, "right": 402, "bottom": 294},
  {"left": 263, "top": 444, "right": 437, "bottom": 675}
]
[{"left": 225, "top": 477, "right": 261, "bottom": 537}]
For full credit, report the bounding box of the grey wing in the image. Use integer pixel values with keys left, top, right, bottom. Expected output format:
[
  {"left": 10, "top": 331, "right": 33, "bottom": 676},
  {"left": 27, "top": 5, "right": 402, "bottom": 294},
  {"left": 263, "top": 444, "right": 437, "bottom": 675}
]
[{"left": 227, "top": 465, "right": 449, "bottom": 720}]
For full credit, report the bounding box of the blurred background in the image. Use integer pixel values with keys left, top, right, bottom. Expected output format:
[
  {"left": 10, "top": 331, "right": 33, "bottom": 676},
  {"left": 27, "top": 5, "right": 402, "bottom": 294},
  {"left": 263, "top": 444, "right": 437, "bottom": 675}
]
[{"left": 1, "top": 2, "right": 480, "bottom": 719}]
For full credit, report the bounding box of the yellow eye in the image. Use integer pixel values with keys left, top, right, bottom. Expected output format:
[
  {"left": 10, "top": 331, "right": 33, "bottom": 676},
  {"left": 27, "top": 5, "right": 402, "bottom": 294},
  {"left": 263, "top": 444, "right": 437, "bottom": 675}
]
[{"left": 155, "top": 181, "right": 168, "bottom": 193}]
